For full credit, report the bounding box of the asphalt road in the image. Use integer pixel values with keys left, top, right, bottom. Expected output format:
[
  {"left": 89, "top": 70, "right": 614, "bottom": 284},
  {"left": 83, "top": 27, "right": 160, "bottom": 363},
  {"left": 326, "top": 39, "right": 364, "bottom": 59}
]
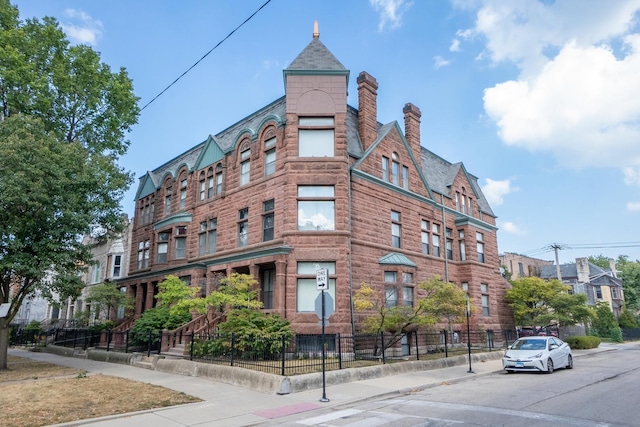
[{"left": 252, "top": 344, "right": 640, "bottom": 427}]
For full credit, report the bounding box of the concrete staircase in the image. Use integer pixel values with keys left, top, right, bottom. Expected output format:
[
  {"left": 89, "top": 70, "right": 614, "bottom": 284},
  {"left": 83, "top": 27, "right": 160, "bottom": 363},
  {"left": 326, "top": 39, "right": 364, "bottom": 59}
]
[{"left": 163, "top": 342, "right": 187, "bottom": 359}]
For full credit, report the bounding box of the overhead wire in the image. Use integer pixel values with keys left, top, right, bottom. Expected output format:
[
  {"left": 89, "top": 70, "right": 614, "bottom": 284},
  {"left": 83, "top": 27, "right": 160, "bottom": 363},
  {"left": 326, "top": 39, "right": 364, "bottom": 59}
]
[{"left": 139, "top": 0, "right": 273, "bottom": 112}]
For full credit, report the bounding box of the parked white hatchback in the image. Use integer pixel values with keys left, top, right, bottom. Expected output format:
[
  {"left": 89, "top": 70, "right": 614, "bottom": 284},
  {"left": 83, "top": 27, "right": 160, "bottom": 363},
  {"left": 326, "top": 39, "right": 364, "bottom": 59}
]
[{"left": 503, "top": 336, "right": 573, "bottom": 374}]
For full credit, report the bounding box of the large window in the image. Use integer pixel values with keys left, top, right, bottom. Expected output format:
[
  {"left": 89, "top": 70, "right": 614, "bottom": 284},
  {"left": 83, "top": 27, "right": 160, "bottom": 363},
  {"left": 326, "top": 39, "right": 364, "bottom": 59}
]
[
  {"left": 391, "top": 210, "right": 401, "bottom": 248},
  {"left": 207, "top": 168, "right": 214, "bottom": 198},
  {"left": 391, "top": 155, "right": 399, "bottom": 185},
  {"left": 199, "top": 172, "right": 206, "bottom": 201},
  {"left": 208, "top": 219, "right": 217, "bottom": 254},
  {"left": 298, "top": 117, "right": 334, "bottom": 157},
  {"left": 382, "top": 156, "right": 389, "bottom": 181},
  {"left": 175, "top": 226, "right": 187, "bottom": 259},
  {"left": 421, "top": 220, "right": 430, "bottom": 255},
  {"left": 402, "top": 166, "right": 409, "bottom": 190},
  {"left": 476, "top": 232, "right": 485, "bottom": 263},
  {"left": 446, "top": 228, "right": 453, "bottom": 260},
  {"left": 403, "top": 286, "right": 414, "bottom": 307},
  {"left": 458, "top": 230, "right": 466, "bottom": 261},
  {"left": 179, "top": 179, "right": 187, "bottom": 209},
  {"left": 481, "top": 283, "right": 490, "bottom": 316},
  {"left": 137, "top": 240, "right": 150, "bottom": 269},
  {"left": 157, "top": 232, "right": 169, "bottom": 263},
  {"left": 432, "top": 223, "right": 441, "bottom": 257},
  {"left": 261, "top": 269, "right": 275, "bottom": 309},
  {"left": 385, "top": 286, "right": 398, "bottom": 308},
  {"left": 264, "top": 137, "right": 276, "bottom": 176},
  {"left": 240, "top": 147, "right": 251, "bottom": 186},
  {"left": 263, "top": 199, "right": 274, "bottom": 241},
  {"left": 297, "top": 186, "right": 335, "bottom": 231},
  {"left": 215, "top": 165, "right": 223, "bottom": 195},
  {"left": 164, "top": 186, "right": 172, "bottom": 214},
  {"left": 112, "top": 255, "right": 122, "bottom": 278},
  {"left": 296, "top": 262, "right": 336, "bottom": 312},
  {"left": 238, "top": 208, "right": 249, "bottom": 247}
]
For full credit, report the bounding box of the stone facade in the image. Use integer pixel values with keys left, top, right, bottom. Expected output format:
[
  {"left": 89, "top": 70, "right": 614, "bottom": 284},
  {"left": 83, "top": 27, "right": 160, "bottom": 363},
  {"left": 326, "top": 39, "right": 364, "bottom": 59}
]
[{"left": 119, "top": 31, "right": 514, "bottom": 336}]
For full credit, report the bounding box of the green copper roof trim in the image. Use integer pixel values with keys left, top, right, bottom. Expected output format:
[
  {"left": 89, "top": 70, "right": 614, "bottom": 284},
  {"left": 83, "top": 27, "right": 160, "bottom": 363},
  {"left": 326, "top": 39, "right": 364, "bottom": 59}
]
[
  {"left": 203, "top": 245, "right": 294, "bottom": 267},
  {"left": 115, "top": 263, "right": 207, "bottom": 283},
  {"left": 153, "top": 213, "right": 193, "bottom": 231},
  {"left": 379, "top": 252, "right": 417, "bottom": 267},
  {"left": 135, "top": 173, "right": 157, "bottom": 200}
]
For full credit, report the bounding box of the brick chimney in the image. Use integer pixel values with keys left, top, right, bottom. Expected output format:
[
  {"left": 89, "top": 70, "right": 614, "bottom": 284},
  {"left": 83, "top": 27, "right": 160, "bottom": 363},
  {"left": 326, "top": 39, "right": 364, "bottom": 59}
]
[
  {"left": 357, "top": 71, "right": 378, "bottom": 151},
  {"left": 403, "top": 102, "right": 422, "bottom": 166}
]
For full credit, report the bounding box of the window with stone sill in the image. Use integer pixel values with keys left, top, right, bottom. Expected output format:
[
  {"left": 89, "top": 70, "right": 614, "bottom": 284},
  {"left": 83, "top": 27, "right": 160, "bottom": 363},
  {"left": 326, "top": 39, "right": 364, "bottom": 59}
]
[{"left": 298, "top": 117, "right": 334, "bottom": 157}]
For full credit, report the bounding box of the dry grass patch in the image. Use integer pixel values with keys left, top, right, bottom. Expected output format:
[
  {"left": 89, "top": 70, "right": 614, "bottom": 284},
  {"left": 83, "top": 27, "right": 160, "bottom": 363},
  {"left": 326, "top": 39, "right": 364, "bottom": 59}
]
[{"left": 1, "top": 356, "right": 201, "bottom": 427}]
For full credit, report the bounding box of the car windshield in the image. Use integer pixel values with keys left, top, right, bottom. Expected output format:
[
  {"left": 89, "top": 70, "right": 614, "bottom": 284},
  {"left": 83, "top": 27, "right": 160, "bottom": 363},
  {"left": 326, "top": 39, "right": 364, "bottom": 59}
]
[{"left": 511, "top": 339, "right": 547, "bottom": 350}]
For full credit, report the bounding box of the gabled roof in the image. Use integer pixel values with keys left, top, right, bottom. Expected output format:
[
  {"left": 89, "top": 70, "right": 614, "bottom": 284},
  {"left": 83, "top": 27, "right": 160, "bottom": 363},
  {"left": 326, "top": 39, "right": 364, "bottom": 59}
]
[
  {"left": 540, "top": 262, "right": 622, "bottom": 287},
  {"left": 420, "top": 149, "right": 495, "bottom": 217}
]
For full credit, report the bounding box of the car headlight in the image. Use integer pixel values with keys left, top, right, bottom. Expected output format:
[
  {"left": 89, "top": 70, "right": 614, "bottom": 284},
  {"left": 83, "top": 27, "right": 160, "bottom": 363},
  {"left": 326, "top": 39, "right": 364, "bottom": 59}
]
[{"left": 532, "top": 352, "right": 543, "bottom": 358}]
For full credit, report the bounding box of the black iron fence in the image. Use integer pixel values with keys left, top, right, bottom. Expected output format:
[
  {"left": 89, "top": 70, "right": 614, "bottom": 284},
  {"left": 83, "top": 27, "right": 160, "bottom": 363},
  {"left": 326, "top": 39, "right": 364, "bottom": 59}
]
[
  {"left": 622, "top": 328, "right": 640, "bottom": 340},
  {"left": 47, "top": 328, "right": 516, "bottom": 376}
]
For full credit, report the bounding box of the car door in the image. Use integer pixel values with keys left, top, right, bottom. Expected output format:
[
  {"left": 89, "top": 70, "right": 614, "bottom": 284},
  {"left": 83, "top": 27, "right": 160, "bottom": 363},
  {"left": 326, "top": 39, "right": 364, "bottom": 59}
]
[{"left": 549, "top": 338, "right": 567, "bottom": 366}]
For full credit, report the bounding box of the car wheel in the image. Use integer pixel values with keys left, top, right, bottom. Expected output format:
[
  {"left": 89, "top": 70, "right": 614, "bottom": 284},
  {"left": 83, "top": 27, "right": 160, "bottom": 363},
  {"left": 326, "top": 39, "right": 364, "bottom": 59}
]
[
  {"left": 566, "top": 355, "right": 573, "bottom": 369},
  {"left": 546, "top": 358, "right": 554, "bottom": 374}
]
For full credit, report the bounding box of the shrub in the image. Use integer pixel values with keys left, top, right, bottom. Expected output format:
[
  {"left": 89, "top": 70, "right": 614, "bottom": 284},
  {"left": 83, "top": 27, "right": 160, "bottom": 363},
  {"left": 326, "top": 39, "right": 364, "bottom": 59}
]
[
  {"left": 130, "top": 307, "right": 191, "bottom": 346},
  {"left": 618, "top": 309, "right": 638, "bottom": 329},
  {"left": 565, "top": 335, "right": 601, "bottom": 349},
  {"left": 610, "top": 327, "right": 623, "bottom": 343}
]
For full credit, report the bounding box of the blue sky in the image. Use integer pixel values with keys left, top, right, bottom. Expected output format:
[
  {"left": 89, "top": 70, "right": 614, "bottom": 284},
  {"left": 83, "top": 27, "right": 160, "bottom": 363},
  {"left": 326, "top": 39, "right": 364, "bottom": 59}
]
[{"left": 12, "top": 0, "right": 640, "bottom": 265}]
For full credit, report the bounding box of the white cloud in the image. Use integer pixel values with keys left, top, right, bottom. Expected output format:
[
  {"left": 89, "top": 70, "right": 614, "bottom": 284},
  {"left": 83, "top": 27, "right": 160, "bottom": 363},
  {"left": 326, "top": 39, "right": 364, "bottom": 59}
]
[
  {"left": 61, "top": 9, "right": 103, "bottom": 46},
  {"left": 623, "top": 166, "right": 640, "bottom": 186},
  {"left": 455, "top": 0, "right": 640, "bottom": 180},
  {"left": 481, "top": 177, "right": 516, "bottom": 206},
  {"left": 433, "top": 56, "right": 450, "bottom": 68},
  {"left": 499, "top": 221, "right": 527, "bottom": 236},
  {"left": 369, "top": 0, "right": 413, "bottom": 31},
  {"left": 450, "top": 38, "right": 461, "bottom": 52},
  {"left": 627, "top": 202, "right": 640, "bottom": 212}
]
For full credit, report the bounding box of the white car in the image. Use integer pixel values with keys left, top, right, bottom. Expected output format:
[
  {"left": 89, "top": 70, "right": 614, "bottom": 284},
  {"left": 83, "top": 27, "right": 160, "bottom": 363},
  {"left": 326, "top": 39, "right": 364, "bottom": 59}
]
[{"left": 503, "top": 336, "right": 573, "bottom": 374}]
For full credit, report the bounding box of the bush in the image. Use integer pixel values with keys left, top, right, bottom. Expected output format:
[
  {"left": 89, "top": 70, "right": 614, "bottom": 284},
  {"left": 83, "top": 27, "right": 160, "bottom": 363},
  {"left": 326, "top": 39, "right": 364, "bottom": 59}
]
[
  {"left": 129, "top": 307, "right": 191, "bottom": 346},
  {"left": 565, "top": 335, "right": 601, "bottom": 349},
  {"left": 610, "top": 327, "right": 623, "bottom": 343}
]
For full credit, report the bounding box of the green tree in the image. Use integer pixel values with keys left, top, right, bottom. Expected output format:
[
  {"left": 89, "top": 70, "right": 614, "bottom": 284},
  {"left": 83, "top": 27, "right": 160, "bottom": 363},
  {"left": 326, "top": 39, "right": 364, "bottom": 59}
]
[
  {"left": 505, "top": 277, "right": 592, "bottom": 327},
  {"left": 588, "top": 255, "right": 612, "bottom": 270},
  {"left": 86, "top": 283, "right": 134, "bottom": 322},
  {"left": 173, "top": 273, "right": 263, "bottom": 331},
  {"left": 0, "top": 1, "right": 139, "bottom": 370},
  {"left": 617, "top": 308, "right": 638, "bottom": 329},
  {"left": 353, "top": 275, "right": 467, "bottom": 352},
  {"left": 617, "top": 256, "right": 640, "bottom": 312},
  {"left": 592, "top": 302, "right": 618, "bottom": 338}
]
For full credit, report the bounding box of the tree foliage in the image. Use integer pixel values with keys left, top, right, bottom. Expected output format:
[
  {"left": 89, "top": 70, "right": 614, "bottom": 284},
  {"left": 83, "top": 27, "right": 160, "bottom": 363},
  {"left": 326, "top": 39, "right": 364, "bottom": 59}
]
[
  {"left": 617, "top": 255, "right": 640, "bottom": 312},
  {"left": 353, "top": 275, "right": 467, "bottom": 351},
  {"left": 0, "top": 1, "right": 139, "bottom": 369},
  {"left": 86, "top": 282, "right": 134, "bottom": 321},
  {"left": 618, "top": 308, "right": 638, "bottom": 328},
  {"left": 591, "top": 302, "right": 618, "bottom": 338},
  {"left": 505, "top": 277, "right": 592, "bottom": 327}
]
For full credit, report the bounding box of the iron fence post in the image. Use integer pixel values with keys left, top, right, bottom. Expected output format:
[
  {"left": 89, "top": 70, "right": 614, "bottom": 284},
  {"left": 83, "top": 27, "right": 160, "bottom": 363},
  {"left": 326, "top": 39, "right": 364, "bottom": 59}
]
[
  {"left": 443, "top": 329, "right": 448, "bottom": 358},
  {"left": 158, "top": 330, "right": 163, "bottom": 355},
  {"left": 147, "top": 329, "right": 152, "bottom": 357},
  {"left": 380, "top": 332, "right": 386, "bottom": 364},
  {"left": 107, "top": 330, "right": 112, "bottom": 352},
  {"left": 190, "top": 331, "right": 195, "bottom": 361},
  {"left": 125, "top": 330, "right": 129, "bottom": 353},
  {"left": 281, "top": 335, "right": 286, "bottom": 376},
  {"left": 338, "top": 333, "right": 342, "bottom": 370},
  {"left": 230, "top": 332, "right": 235, "bottom": 367},
  {"left": 415, "top": 332, "right": 420, "bottom": 360}
]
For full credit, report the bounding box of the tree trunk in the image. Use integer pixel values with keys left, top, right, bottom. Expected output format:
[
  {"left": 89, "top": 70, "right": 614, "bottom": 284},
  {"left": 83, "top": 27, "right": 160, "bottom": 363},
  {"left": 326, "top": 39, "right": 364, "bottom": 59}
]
[{"left": 0, "top": 319, "right": 9, "bottom": 370}]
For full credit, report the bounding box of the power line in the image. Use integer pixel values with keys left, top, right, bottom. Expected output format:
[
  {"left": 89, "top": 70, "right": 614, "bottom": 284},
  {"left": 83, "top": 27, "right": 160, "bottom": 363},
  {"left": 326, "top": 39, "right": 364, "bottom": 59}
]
[
  {"left": 139, "top": 0, "right": 273, "bottom": 112},
  {"left": 518, "top": 241, "right": 640, "bottom": 257}
]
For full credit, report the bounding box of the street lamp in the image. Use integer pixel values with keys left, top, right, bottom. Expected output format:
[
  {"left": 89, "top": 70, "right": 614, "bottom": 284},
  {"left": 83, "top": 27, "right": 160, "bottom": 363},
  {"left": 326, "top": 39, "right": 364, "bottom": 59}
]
[{"left": 466, "top": 296, "right": 474, "bottom": 374}]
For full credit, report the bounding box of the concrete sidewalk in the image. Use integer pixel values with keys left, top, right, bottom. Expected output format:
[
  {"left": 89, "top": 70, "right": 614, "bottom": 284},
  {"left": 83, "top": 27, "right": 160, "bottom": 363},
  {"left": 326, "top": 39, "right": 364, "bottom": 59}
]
[{"left": 8, "top": 345, "right": 615, "bottom": 427}]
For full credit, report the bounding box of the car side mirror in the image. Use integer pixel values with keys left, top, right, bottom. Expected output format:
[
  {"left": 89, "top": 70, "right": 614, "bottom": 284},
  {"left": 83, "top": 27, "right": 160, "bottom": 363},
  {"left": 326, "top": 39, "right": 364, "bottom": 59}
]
[{"left": 549, "top": 344, "right": 558, "bottom": 350}]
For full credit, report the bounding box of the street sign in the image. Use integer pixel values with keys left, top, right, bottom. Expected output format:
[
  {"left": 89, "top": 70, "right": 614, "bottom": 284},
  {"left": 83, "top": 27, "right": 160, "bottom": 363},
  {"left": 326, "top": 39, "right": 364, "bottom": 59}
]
[
  {"left": 314, "top": 291, "right": 334, "bottom": 320},
  {"left": 316, "top": 268, "right": 329, "bottom": 290}
]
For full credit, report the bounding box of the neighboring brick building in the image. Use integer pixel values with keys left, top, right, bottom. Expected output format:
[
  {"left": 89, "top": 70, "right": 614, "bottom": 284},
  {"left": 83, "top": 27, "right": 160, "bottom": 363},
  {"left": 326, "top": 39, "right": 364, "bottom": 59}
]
[
  {"left": 499, "top": 252, "right": 554, "bottom": 279},
  {"left": 119, "top": 27, "right": 513, "bottom": 336}
]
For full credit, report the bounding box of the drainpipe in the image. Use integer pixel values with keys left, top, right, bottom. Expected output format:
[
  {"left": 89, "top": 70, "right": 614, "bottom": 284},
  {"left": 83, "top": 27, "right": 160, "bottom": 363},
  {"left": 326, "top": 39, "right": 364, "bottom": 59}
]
[
  {"left": 348, "top": 165, "right": 356, "bottom": 337},
  {"left": 441, "top": 194, "right": 449, "bottom": 283}
]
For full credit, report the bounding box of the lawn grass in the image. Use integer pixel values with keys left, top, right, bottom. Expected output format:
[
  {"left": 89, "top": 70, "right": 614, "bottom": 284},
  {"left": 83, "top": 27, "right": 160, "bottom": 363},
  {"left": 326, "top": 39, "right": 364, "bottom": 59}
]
[{"left": 0, "top": 355, "right": 201, "bottom": 427}]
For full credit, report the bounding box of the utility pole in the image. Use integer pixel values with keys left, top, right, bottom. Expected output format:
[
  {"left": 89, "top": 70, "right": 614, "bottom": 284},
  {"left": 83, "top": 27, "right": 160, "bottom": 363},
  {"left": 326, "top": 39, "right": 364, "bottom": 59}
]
[{"left": 549, "top": 243, "right": 568, "bottom": 281}]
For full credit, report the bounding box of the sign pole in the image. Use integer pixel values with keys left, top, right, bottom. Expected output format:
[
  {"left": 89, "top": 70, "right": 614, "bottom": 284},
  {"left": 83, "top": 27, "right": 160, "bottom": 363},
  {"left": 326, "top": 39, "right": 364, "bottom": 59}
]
[{"left": 320, "top": 289, "right": 329, "bottom": 402}]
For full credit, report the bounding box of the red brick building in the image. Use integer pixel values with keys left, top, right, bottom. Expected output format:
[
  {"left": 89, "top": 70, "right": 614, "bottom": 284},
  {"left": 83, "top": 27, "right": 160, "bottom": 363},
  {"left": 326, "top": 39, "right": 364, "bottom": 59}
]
[{"left": 120, "top": 29, "right": 513, "bottom": 336}]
